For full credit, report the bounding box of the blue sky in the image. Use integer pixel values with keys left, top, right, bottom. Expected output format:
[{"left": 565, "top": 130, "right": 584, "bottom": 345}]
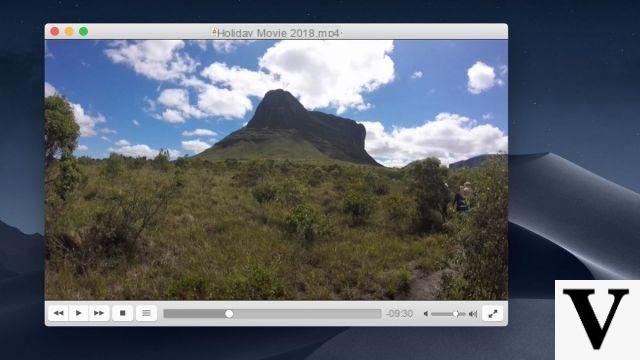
[{"left": 45, "top": 39, "right": 507, "bottom": 166}]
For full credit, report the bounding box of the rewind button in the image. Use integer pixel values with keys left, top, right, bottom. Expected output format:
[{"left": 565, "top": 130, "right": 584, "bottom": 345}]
[{"left": 48, "top": 305, "right": 69, "bottom": 322}]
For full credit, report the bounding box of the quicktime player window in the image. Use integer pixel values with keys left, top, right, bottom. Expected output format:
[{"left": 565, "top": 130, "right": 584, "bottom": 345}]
[{"left": 44, "top": 23, "right": 508, "bottom": 326}]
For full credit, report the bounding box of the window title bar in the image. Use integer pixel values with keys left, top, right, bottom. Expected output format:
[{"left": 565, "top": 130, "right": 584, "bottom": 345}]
[{"left": 44, "top": 23, "right": 508, "bottom": 40}]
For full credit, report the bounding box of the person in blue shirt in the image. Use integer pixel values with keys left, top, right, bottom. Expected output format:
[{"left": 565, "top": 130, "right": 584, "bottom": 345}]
[{"left": 454, "top": 185, "right": 468, "bottom": 212}]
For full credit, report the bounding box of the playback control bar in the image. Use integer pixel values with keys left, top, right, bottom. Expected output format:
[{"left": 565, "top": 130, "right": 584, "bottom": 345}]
[{"left": 45, "top": 301, "right": 508, "bottom": 326}]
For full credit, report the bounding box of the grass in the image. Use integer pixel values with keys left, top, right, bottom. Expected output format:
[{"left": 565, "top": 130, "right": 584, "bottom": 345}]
[
  {"left": 196, "top": 128, "right": 332, "bottom": 161},
  {"left": 45, "top": 157, "right": 506, "bottom": 301}
]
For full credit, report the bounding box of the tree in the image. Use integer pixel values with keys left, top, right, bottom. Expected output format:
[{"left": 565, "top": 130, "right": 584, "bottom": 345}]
[
  {"left": 153, "top": 149, "right": 171, "bottom": 171},
  {"left": 45, "top": 95, "right": 79, "bottom": 167},
  {"left": 45, "top": 95, "right": 82, "bottom": 200},
  {"left": 56, "top": 152, "right": 82, "bottom": 200},
  {"left": 408, "top": 158, "right": 450, "bottom": 232}
]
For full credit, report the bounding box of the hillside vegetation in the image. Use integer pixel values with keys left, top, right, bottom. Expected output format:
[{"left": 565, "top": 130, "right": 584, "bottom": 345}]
[
  {"left": 45, "top": 155, "right": 508, "bottom": 301},
  {"left": 197, "top": 128, "right": 331, "bottom": 162}
]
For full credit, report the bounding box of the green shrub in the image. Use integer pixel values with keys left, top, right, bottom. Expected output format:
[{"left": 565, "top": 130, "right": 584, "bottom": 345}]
[
  {"left": 126, "top": 156, "right": 148, "bottom": 170},
  {"left": 55, "top": 153, "right": 83, "bottom": 200},
  {"left": 252, "top": 183, "right": 277, "bottom": 203},
  {"left": 407, "top": 158, "right": 450, "bottom": 233},
  {"left": 342, "top": 191, "right": 373, "bottom": 226},
  {"left": 234, "top": 160, "right": 272, "bottom": 187},
  {"left": 285, "top": 205, "right": 330, "bottom": 243},
  {"left": 364, "top": 172, "right": 390, "bottom": 195},
  {"left": 224, "top": 158, "right": 239, "bottom": 169},
  {"left": 323, "top": 163, "right": 343, "bottom": 177},
  {"left": 89, "top": 177, "right": 179, "bottom": 255},
  {"left": 277, "top": 181, "right": 305, "bottom": 205},
  {"left": 175, "top": 156, "right": 189, "bottom": 169},
  {"left": 104, "top": 153, "right": 125, "bottom": 178},
  {"left": 306, "top": 166, "right": 325, "bottom": 186},
  {"left": 152, "top": 149, "right": 171, "bottom": 171},
  {"left": 241, "top": 263, "right": 286, "bottom": 299},
  {"left": 439, "top": 155, "right": 508, "bottom": 300},
  {"left": 279, "top": 159, "right": 294, "bottom": 175},
  {"left": 385, "top": 194, "right": 417, "bottom": 232}
]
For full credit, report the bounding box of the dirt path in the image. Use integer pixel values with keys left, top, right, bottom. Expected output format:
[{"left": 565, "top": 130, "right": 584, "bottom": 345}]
[{"left": 398, "top": 265, "right": 454, "bottom": 300}]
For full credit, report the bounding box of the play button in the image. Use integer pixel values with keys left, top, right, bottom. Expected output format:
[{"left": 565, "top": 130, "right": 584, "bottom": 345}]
[{"left": 69, "top": 305, "right": 89, "bottom": 321}]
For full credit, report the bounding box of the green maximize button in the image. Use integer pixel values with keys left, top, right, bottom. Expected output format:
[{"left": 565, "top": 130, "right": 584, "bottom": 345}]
[{"left": 79, "top": 27, "right": 88, "bottom": 36}]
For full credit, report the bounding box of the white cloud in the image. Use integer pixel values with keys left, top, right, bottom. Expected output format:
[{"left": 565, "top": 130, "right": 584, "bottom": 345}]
[
  {"left": 76, "top": 145, "right": 88, "bottom": 151},
  {"left": 193, "top": 40, "right": 255, "bottom": 53},
  {"left": 213, "top": 40, "right": 255, "bottom": 53},
  {"left": 197, "top": 85, "right": 253, "bottom": 119},
  {"left": 70, "top": 103, "right": 106, "bottom": 137},
  {"left": 99, "top": 127, "right": 117, "bottom": 135},
  {"left": 115, "top": 139, "right": 130, "bottom": 146},
  {"left": 156, "top": 88, "right": 204, "bottom": 122},
  {"left": 359, "top": 112, "right": 507, "bottom": 167},
  {"left": 109, "top": 143, "right": 181, "bottom": 159},
  {"left": 181, "top": 139, "right": 210, "bottom": 154},
  {"left": 107, "top": 40, "right": 394, "bottom": 122},
  {"left": 161, "top": 109, "right": 185, "bottom": 123},
  {"left": 467, "top": 61, "right": 502, "bottom": 94},
  {"left": 105, "top": 40, "right": 198, "bottom": 81},
  {"left": 182, "top": 128, "right": 217, "bottom": 137},
  {"left": 100, "top": 136, "right": 111, "bottom": 142},
  {"left": 44, "top": 82, "right": 57, "bottom": 97},
  {"left": 194, "top": 40, "right": 395, "bottom": 116},
  {"left": 157, "top": 88, "right": 189, "bottom": 108},
  {"left": 482, "top": 113, "right": 494, "bottom": 120},
  {"left": 132, "top": 119, "right": 140, "bottom": 127},
  {"left": 411, "top": 71, "right": 423, "bottom": 79},
  {"left": 201, "top": 62, "right": 281, "bottom": 98},
  {"left": 258, "top": 40, "right": 395, "bottom": 114}
]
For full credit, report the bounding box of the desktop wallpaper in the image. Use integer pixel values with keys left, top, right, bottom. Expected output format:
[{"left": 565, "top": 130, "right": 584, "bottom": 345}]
[{"left": 1, "top": 0, "right": 639, "bottom": 358}]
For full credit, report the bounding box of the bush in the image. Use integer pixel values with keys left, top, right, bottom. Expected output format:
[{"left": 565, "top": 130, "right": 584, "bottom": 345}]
[
  {"left": 152, "top": 149, "right": 171, "bottom": 171},
  {"left": 55, "top": 153, "right": 83, "bottom": 200},
  {"left": 285, "top": 205, "right": 330, "bottom": 243},
  {"left": 342, "top": 191, "right": 373, "bottom": 226},
  {"left": 306, "top": 166, "right": 325, "bottom": 187},
  {"left": 385, "top": 194, "right": 417, "bottom": 232},
  {"left": 89, "top": 177, "right": 180, "bottom": 255},
  {"left": 252, "top": 183, "right": 277, "bottom": 204},
  {"left": 126, "top": 156, "right": 147, "bottom": 170},
  {"left": 439, "top": 155, "right": 508, "bottom": 300},
  {"left": 365, "top": 173, "right": 390, "bottom": 195},
  {"left": 323, "top": 163, "right": 343, "bottom": 177},
  {"left": 277, "top": 181, "right": 305, "bottom": 205},
  {"left": 104, "top": 153, "right": 125, "bottom": 178},
  {"left": 234, "top": 160, "right": 272, "bottom": 187},
  {"left": 224, "top": 158, "right": 239, "bottom": 170},
  {"left": 407, "top": 158, "right": 450, "bottom": 233}
]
